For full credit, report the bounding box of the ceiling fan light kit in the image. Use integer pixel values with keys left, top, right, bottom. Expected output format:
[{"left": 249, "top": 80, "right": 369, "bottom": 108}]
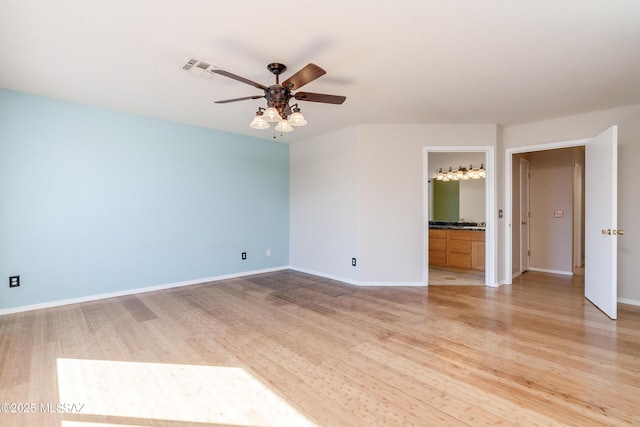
[{"left": 210, "top": 62, "right": 346, "bottom": 137}]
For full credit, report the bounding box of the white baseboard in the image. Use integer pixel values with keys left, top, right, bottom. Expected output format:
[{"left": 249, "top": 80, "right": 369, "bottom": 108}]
[
  {"left": 487, "top": 280, "right": 504, "bottom": 288},
  {"left": 527, "top": 267, "right": 574, "bottom": 276},
  {"left": 618, "top": 297, "right": 640, "bottom": 307},
  {"left": 0, "top": 266, "right": 288, "bottom": 316},
  {"left": 288, "top": 266, "right": 359, "bottom": 285},
  {"left": 288, "top": 266, "right": 424, "bottom": 287}
]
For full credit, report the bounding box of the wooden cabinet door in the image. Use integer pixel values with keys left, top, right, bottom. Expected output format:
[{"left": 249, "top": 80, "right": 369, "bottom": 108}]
[
  {"left": 429, "top": 250, "right": 447, "bottom": 266},
  {"left": 430, "top": 237, "right": 447, "bottom": 251},
  {"left": 448, "top": 239, "right": 471, "bottom": 254},
  {"left": 448, "top": 253, "right": 472, "bottom": 269},
  {"left": 472, "top": 241, "right": 485, "bottom": 271},
  {"left": 428, "top": 229, "right": 447, "bottom": 266}
]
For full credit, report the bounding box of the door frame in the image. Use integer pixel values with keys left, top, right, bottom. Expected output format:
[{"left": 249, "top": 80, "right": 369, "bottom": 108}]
[
  {"left": 503, "top": 138, "right": 589, "bottom": 284},
  {"left": 424, "top": 146, "right": 496, "bottom": 287},
  {"left": 519, "top": 157, "right": 530, "bottom": 276}
]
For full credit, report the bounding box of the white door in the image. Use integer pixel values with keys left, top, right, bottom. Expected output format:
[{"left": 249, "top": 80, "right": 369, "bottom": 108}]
[
  {"left": 520, "top": 158, "right": 530, "bottom": 273},
  {"left": 585, "top": 126, "right": 618, "bottom": 319}
]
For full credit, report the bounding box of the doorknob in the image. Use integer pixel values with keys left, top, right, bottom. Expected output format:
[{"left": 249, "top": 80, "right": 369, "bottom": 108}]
[
  {"left": 601, "top": 229, "right": 612, "bottom": 235},
  {"left": 614, "top": 229, "right": 625, "bottom": 236},
  {"left": 521, "top": 221, "right": 527, "bottom": 225}
]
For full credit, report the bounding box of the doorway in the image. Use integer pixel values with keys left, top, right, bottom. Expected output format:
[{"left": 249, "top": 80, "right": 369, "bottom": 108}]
[
  {"left": 504, "top": 126, "right": 618, "bottom": 319},
  {"left": 510, "top": 148, "right": 585, "bottom": 278},
  {"left": 423, "top": 146, "right": 496, "bottom": 287}
]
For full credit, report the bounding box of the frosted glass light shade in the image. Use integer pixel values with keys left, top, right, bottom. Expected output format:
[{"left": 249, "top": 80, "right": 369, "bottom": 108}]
[
  {"left": 263, "top": 107, "right": 281, "bottom": 123},
  {"left": 466, "top": 165, "right": 475, "bottom": 179},
  {"left": 478, "top": 163, "right": 487, "bottom": 178},
  {"left": 446, "top": 167, "right": 454, "bottom": 180},
  {"left": 275, "top": 119, "right": 293, "bottom": 132},
  {"left": 249, "top": 114, "right": 270, "bottom": 129},
  {"left": 289, "top": 111, "right": 307, "bottom": 126}
]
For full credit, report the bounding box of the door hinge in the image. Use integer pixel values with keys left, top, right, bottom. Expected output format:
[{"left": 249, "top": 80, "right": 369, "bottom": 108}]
[{"left": 527, "top": 250, "right": 531, "bottom": 256}]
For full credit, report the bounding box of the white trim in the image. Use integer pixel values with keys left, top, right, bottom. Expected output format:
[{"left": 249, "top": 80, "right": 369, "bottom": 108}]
[
  {"left": 0, "top": 266, "right": 288, "bottom": 316},
  {"left": 423, "top": 146, "right": 496, "bottom": 287},
  {"left": 519, "top": 157, "right": 531, "bottom": 273},
  {"left": 527, "top": 267, "right": 574, "bottom": 276},
  {"left": 618, "top": 298, "right": 640, "bottom": 307},
  {"left": 289, "top": 266, "right": 359, "bottom": 285},
  {"left": 288, "top": 266, "right": 424, "bottom": 287},
  {"left": 507, "top": 139, "right": 590, "bottom": 155},
  {"left": 504, "top": 138, "right": 589, "bottom": 285}
]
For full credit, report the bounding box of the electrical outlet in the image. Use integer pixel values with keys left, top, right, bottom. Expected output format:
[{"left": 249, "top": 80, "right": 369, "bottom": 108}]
[
  {"left": 9, "top": 276, "right": 20, "bottom": 288},
  {"left": 266, "top": 249, "right": 271, "bottom": 257},
  {"left": 242, "top": 252, "right": 247, "bottom": 260},
  {"left": 352, "top": 258, "right": 357, "bottom": 267}
]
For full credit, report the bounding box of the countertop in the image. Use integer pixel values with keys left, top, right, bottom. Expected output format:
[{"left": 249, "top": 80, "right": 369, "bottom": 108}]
[{"left": 429, "top": 221, "right": 486, "bottom": 231}]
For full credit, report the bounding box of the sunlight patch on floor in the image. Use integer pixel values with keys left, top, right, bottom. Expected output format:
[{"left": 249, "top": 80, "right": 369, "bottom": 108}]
[
  {"left": 62, "top": 423, "right": 145, "bottom": 427},
  {"left": 429, "top": 266, "right": 485, "bottom": 286},
  {"left": 57, "top": 358, "right": 316, "bottom": 426}
]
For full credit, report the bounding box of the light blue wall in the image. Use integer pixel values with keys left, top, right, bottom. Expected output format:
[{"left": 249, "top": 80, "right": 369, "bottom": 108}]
[{"left": 0, "top": 89, "right": 289, "bottom": 309}]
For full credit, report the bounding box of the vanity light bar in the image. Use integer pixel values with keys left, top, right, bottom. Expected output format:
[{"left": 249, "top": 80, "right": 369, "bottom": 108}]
[{"left": 436, "top": 164, "right": 486, "bottom": 181}]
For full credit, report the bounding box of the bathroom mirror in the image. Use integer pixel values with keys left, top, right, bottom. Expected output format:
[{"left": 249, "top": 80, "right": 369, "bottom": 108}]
[{"left": 428, "top": 152, "right": 486, "bottom": 223}]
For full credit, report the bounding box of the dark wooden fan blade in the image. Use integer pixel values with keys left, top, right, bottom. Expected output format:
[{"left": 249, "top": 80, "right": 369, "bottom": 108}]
[
  {"left": 282, "top": 63, "right": 326, "bottom": 90},
  {"left": 212, "top": 69, "right": 268, "bottom": 90},
  {"left": 294, "top": 92, "right": 346, "bottom": 104},
  {"left": 214, "top": 95, "right": 264, "bottom": 104}
]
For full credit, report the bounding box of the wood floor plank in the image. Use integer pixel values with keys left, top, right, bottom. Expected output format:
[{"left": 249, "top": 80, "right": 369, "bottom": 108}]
[{"left": 1, "top": 269, "right": 639, "bottom": 426}]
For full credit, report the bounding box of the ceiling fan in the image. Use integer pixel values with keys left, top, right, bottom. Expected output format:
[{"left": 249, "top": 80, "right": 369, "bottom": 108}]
[{"left": 212, "top": 63, "right": 346, "bottom": 133}]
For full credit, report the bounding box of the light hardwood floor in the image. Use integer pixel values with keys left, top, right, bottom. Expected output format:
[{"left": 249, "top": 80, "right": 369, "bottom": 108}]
[{"left": 1, "top": 270, "right": 639, "bottom": 426}]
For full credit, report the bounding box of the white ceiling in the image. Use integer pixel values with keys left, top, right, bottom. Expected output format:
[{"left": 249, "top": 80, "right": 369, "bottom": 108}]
[{"left": 1, "top": 0, "right": 639, "bottom": 141}]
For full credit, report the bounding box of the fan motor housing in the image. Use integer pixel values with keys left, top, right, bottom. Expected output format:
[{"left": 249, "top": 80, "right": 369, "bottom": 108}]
[{"left": 266, "top": 85, "right": 291, "bottom": 107}]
